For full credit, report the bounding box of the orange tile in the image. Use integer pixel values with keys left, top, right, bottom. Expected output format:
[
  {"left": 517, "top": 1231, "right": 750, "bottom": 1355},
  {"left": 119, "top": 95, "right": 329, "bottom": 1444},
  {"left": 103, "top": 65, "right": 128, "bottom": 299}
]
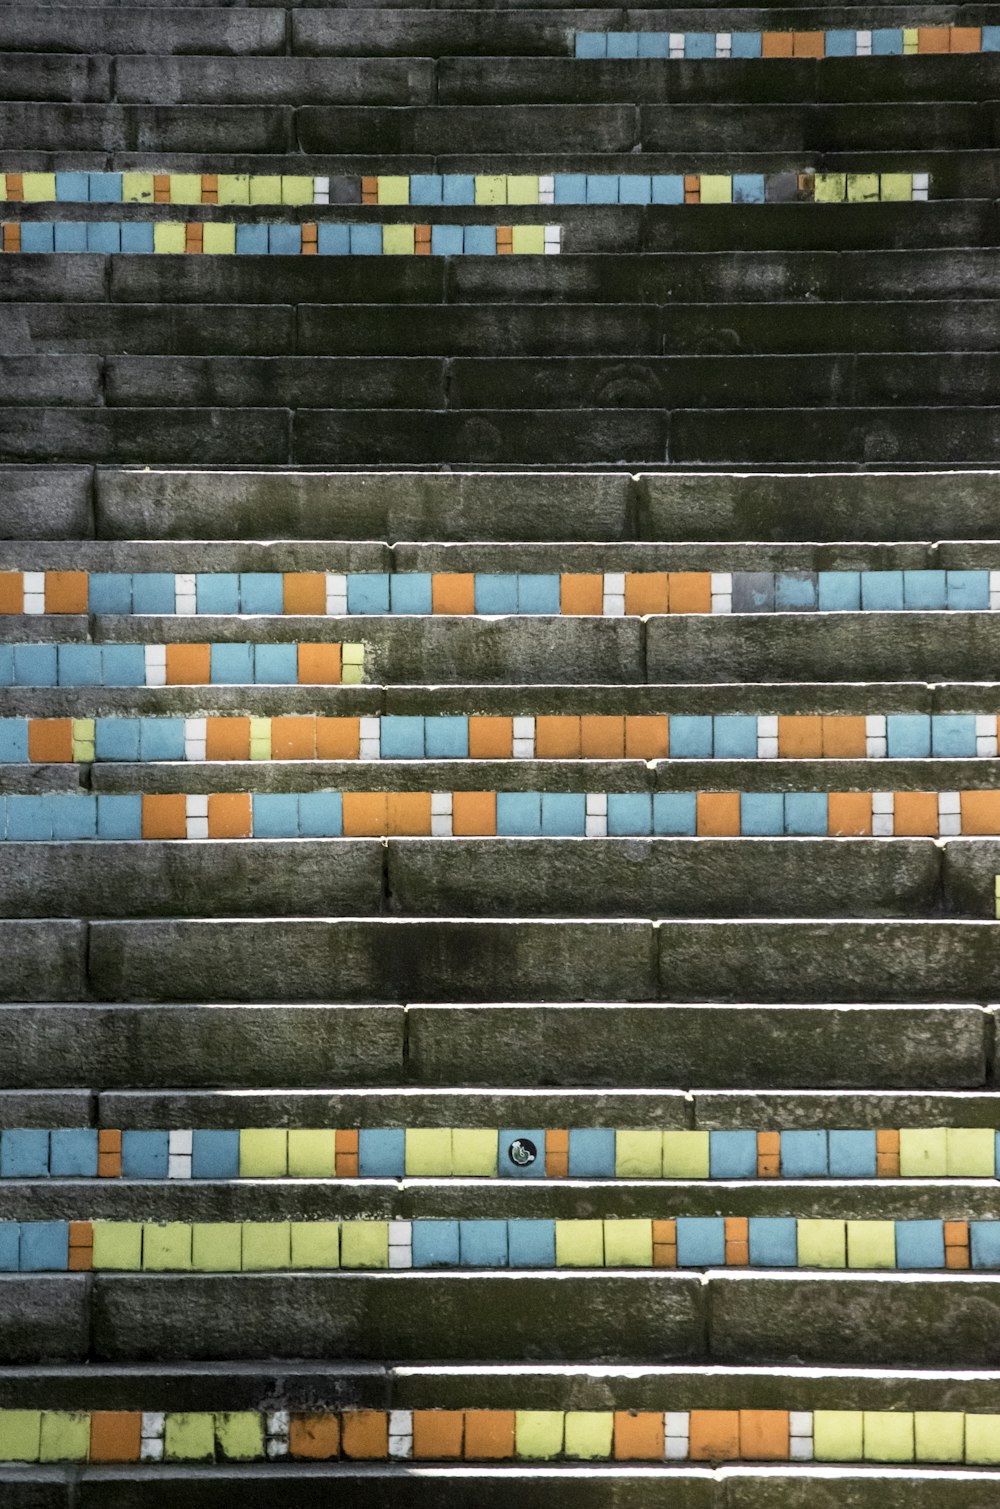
[
  {"left": 412, "top": 1411, "right": 464, "bottom": 1459},
  {"left": 90, "top": 1413, "right": 142, "bottom": 1463},
  {"left": 792, "top": 30, "right": 824, "bottom": 56},
  {"left": 387, "top": 791, "right": 432, "bottom": 835},
  {"left": 917, "top": 25, "right": 950, "bottom": 51},
  {"left": 165, "top": 643, "right": 210, "bottom": 685},
  {"left": 757, "top": 1131, "right": 780, "bottom": 1177},
  {"left": 580, "top": 715, "right": 625, "bottom": 759},
  {"left": 950, "top": 26, "right": 981, "bottom": 50},
  {"left": 185, "top": 223, "right": 204, "bottom": 254},
  {"left": 468, "top": 717, "right": 513, "bottom": 759},
  {"left": 297, "top": 644, "right": 341, "bottom": 684},
  {"left": 97, "top": 1153, "right": 121, "bottom": 1178},
  {"left": 336, "top": 1154, "right": 359, "bottom": 1178},
  {"left": 206, "top": 717, "right": 251, "bottom": 761},
  {"left": 208, "top": 793, "right": 252, "bottom": 839},
  {"left": 652, "top": 1243, "right": 677, "bottom": 1267},
  {"left": 68, "top": 1220, "right": 94, "bottom": 1270},
  {"left": 696, "top": 792, "right": 740, "bottom": 836},
  {"left": 153, "top": 174, "right": 170, "bottom": 203},
  {"left": 361, "top": 176, "right": 378, "bottom": 205},
  {"left": 892, "top": 791, "right": 938, "bottom": 836},
  {"left": 142, "top": 793, "right": 187, "bottom": 840},
  {"left": 452, "top": 791, "right": 496, "bottom": 835},
  {"left": 725, "top": 1217, "right": 749, "bottom": 1242},
  {"left": 341, "top": 1411, "right": 388, "bottom": 1459},
  {"left": 960, "top": 791, "right": 1000, "bottom": 835},
  {"left": 624, "top": 573, "right": 668, "bottom": 616},
  {"left": 625, "top": 716, "right": 669, "bottom": 759},
  {"left": 739, "top": 1410, "right": 790, "bottom": 1461},
  {"left": 432, "top": 574, "right": 475, "bottom": 614},
  {"left": 761, "top": 31, "right": 794, "bottom": 56},
  {"left": 546, "top": 1128, "right": 568, "bottom": 1176},
  {"left": 689, "top": 1411, "right": 741, "bottom": 1461},
  {"left": 667, "top": 573, "right": 711, "bottom": 614},
  {"left": 336, "top": 1129, "right": 359, "bottom": 1159},
  {"left": 69, "top": 1221, "right": 93, "bottom": 1248},
  {"left": 496, "top": 227, "right": 513, "bottom": 254},
  {"left": 201, "top": 174, "right": 218, "bottom": 204},
  {"left": 414, "top": 224, "right": 432, "bottom": 255},
  {"left": 5, "top": 174, "right": 23, "bottom": 201},
  {"left": 757, "top": 1155, "right": 780, "bottom": 1178},
  {"left": 944, "top": 1220, "right": 970, "bottom": 1246},
  {"left": 652, "top": 1219, "right": 676, "bottom": 1244},
  {"left": 316, "top": 717, "right": 360, "bottom": 760},
  {"left": 98, "top": 1129, "right": 122, "bottom": 1153},
  {"left": 946, "top": 1245, "right": 971, "bottom": 1269},
  {"left": 271, "top": 716, "right": 316, "bottom": 760},
  {"left": 342, "top": 792, "right": 387, "bottom": 837},
  {"left": 876, "top": 1130, "right": 900, "bottom": 1153},
  {"left": 777, "top": 715, "right": 822, "bottom": 758},
  {"left": 560, "top": 574, "right": 603, "bottom": 615},
  {"left": 535, "top": 717, "right": 581, "bottom": 758},
  {"left": 827, "top": 792, "right": 872, "bottom": 836},
  {"left": 613, "top": 1411, "right": 664, "bottom": 1461},
  {"left": 283, "top": 573, "right": 326, "bottom": 615},
  {"left": 302, "top": 223, "right": 318, "bottom": 254},
  {"left": 44, "top": 571, "right": 88, "bottom": 614},
  {"left": 289, "top": 1414, "right": 340, "bottom": 1460},
  {"left": 2, "top": 224, "right": 20, "bottom": 253},
  {"left": 68, "top": 1247, "right": 93, "bottom": 1271},
  {"left": 683, "top": 175, "right": 700, "bottom": 192},
  {"left": 0, "top": 572, "right": 23, "bottom": 612},
  {"left": 463, "top": 1410, "right": 516, "bottom": 1460},
  {"left": 821, "top": 716, "right": 867, "bottom": 758},
  {"left": 28, "top": 719, "right": 73, "bottom": 763}
]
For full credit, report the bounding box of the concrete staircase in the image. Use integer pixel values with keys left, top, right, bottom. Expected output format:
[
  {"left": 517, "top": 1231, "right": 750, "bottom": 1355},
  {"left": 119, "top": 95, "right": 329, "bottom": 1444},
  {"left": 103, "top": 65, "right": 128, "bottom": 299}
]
[{"left": 2, "top": 2, "right": 1000, "bottom": 1504}]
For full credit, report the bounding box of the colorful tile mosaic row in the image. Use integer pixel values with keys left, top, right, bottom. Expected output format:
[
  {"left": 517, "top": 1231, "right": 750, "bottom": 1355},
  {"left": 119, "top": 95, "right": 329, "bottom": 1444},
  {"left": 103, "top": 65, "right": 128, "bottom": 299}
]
[
  {"left": 3, "top": 568, "right": 995, "bottom": 616},
  {"left": 0, "top": 169, "right": 929, "bottom": 208},
  {"left": 0, "top": 643, "right": 363, "bottom": 687},
  {"left": 4, "top": 1126, "right": 994, "bottom": 1180},
  {"left": 0, "top": 222, "right": 560, "bottom": 256},
  {"left": 7, "top": 713, "right": 997, "bottom": 764},
  {"left": 0, "top": 1216, "right": 992, "bottom": 1271},
  {"left": 2, "top": 789, "right": 999, "bottom": 839},
  {"left": 3, "top": 1405, "right": 1000, "bottom": 1465},
  {"left": 576, "top": 26, "right": 997, "bottom": 58}
]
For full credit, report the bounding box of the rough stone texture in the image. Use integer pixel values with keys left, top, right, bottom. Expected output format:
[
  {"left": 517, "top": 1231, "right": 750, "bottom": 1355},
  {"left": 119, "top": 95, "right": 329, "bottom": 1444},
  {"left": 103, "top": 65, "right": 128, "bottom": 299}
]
[
  {"left": 0, "top": 922, "right": 86, "bottom": 1002},
  {"left": 0, "top": 464, "right": 92, "bottom": 538},
  {"left": 0, "top": 1473, "right": 69, "bottom": 1509},
  {"left": 0, "top": 1277, "right": 89, "bottom": 1364}
]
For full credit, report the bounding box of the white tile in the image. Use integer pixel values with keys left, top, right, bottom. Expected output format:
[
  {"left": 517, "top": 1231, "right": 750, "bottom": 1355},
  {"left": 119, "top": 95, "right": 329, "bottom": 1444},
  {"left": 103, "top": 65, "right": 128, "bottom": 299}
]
[
  {"left": 169, "top": 1129, "right": 193, "bottom": 1154},
  {"left": 141, "top": 1413, "right": 165, "bottom": 1436},
  {"left": 758, "top": 715, "right": 778, "bottom": 738},
  {"left": 144, "top": 647, "right": 166, "bottom": 687},
  {"left": 603, "top": 594, "right": 626, "bottom": 616},
  {"left": 664, "top": 1435, "right": 689, "bottom": 1459},
  {"left": 865, "top": 715, "right": 886, "bottom": 736},
  {"left": 431, "top": 815, "right": 453, "bottom": 836},
  {"left": 789, "top": 1413, "right": 812, "bottom": 1436},
  {"left": 872, "top": 791, "right": 894, "bottom": 813},
  {"left": 431, "top": 793, "right": 453, "bottom": 815},
  {"left": 389, "top": 1410, "right": 412, "bottom": 1435},
  {"left": 140, "top": 1438, "right": 164, "bottom": 1462},
  {"left": 938, "top": 791, "right": 961, "bottom": 814},
  {"left": 585, "top": 815, "right": 608, "bottom": 837},
  {"left": 168, "top": 1153, "right": 192, "bottom": 1179},
  {"left": 790, "top": 1436, "right": 814, "bottom": 1460},
  {"left": 872, "top": 814, "right": 894, "bottom": 837},
  {"left": 664, "top": 1412, "right": 689, "bottom": 1435},
  {"left": 586, "top": 794, "right": 608, "bottom": 814},
  {"left": 939, "top": 815, "right": 961, "bottom": 837},
  {"left": 757, "top": 737, "right": 779, "bottom": 759},
  {"left": 389, "top": 1434, "right": 412, "bottom": 1458},
  {"left": 389, "top": 1246, "right": 412, "bottom": 1268},
  {"left": 976, "top": 715, "right": 997, "bottom": 736},
  {"left": 513, "top": 716, "right": 535, "bottom": 739},
  {"left": 711, "top": 595, "right": 732, "bottom": 615},
  {"left": 603, "top": 572, "right": 625, "bottom": 594},
  {"left": 186, "top": 795, "right": 209, "bottom": 818},
  {"left": 388, "top": 1220, "right": 411, "bottom": 1243},
  {"left": 266, "top": 1412, "right": 289, "bottom": 1434},
  {"left": 977, "top": 737, "right": 998, "bottom": 757},
  {"left": 866, "top": 738, "right": 887, "bottom": 759},
  {"left": 265, "top": 1437, "right": 289, "bottom": 1458},
  {"left": 313, "top": 176, "right": 330, "bottom": 204},
  {"left": 512, "top": 739, "right": 534, "bottom": 759}
]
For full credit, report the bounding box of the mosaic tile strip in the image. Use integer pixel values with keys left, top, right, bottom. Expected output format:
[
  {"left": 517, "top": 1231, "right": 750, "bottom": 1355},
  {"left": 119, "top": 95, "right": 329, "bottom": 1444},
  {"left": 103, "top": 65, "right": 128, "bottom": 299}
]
[
  {"left": 0, "top": 222, "right": 560, "bottom": 256},
  {"left": 7, "top": 713, "right": 997, "bottom": 764},
  {"left": 2, "top": 1405, "right": 1000, "bottom": 1464},
  {"left": 0, "top": 170, "right": 929, "bottom": 207},
  {"left": 4, "top": 1126, "right": 994, "bottom": 1180},
  {"left": 576, "top": 26, "right": 997, "bottom": 57},
  {"left": 0, "top": 644, "right": 363, "bottom": 687},
  {"left": 2, "top": 789, "right": 998, "bottom": 838},
  {"left": 0, "top": 1217, "right": 992, "bottom": 1271},
  {"left": 3, "top": 568, "right": 994, "bottom": 615}
]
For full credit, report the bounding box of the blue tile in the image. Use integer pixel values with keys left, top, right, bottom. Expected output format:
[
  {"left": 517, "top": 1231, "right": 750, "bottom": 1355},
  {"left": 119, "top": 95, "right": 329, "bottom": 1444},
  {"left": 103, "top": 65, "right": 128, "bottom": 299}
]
[
  {"left": 0, "top": 1226, "right": 18, "bottom": 1271},
  {"left": 0, "top": 647, "right": 11, "bottom": 686},
  {"left": 606, "top": 31, "right": 638, "bottom": 58},
  {"left": 637, "top": 32, "right": 670, "bottom": 58},
  {"left": 58, "top": 644, "right": 102, "bottom": 686},
  {"left": 425, "top": 716, "right": 468, "bottom": 759},
  {"left": 861, "top": 572, "right": 904, "bottom": 611},
  {"left": 240, "top": 573, "right": 284, "bottom": 615},
  {"left": 713, "top": 716, "right": 756, "bottom": 758},
  {"left": 430, "top": 225, "right": 464, "bottom": 257},
  {"left": 20, "top": 1222, "right": 68, "bottom": 1271},
  {"left": 121, "top": 1131, "right": 169, "bottom": 1179},
  {"left": 651, "top": 176, "right": 684, "bottom": 204},
  {"left": 903, "top": 571, "right": 946, "bottom": 610},
  {"left": 0, "top": 1130, "right": 49, "bottom": 1178},
  {"left": 49, "top": 1129, "right": 98, "bottom": 1177},
  {"left": 299, "top": 791, "right": 342, "bottom": 837},
  {"left": 381, "top": 716, "right": 425, "bottom": 759},
  {"left": 54, "top": 223, "right": 87, "bottom": 252},
  {"left": 709, "top": 1131, "right": 757, "bottom": 1179},
  {"left": 347, "top": 574, "right": 390, "bottom": 615},
  {"left": 497, "top": 792, "right": 541, "bottom": 836},
  {"left": 389, "top": 574, "right": 432, "bottom": 613},
  {"left": 652, "top": 791, "right": 696, "bottom": 835},
  {"left": 0, "top": 721, "right": 29, "bottom": 762},
  {"left": 732, "top": 175, "right": 765, "bottom": 204},
  {"left": 896, "top": 1220, "right": 945, "bottom": 1270},
  {"left": 886, "top": 714, "right": 931, "bottom": 759},
  {"left": 252, "top": 793, "right": 299, "bottom": 838},
  {"left": 410, "top": 175, "right": 443, "bottom": 206},
  {"left": 191, "top": 1130, "right": 240, "bottom": 1179},
  {"left": 749, "top": 1218, "right": 797, "bottom": 1267},
  {"left": 740, "top": 792, "right": 784, "bottom": 836},
  {"left": 13, "top": 645, "right": 57, "bottom": 686},
  {"left": 518, "top": 575, "right": 560, "bottom": 614},
  {"left": 730, "top": 31, "right": 762, "bottom": 56},
  {"left": 780, "top": 1130, "right": 828, "bottom": 1178},
  {"left": 568, "top": 1128, "right": 615, "bottom": 1177},
  {"left": 575, "top": 31, "right": 607, "bottom": 57},
  {"left": 619, "top": 175, "right": 652, "bottom": 205},
  {"left": 96, "top": 795, "right": 141, "bottom": 839},
  {"left": 585, "top": 176, "right": 618, "bottom": 205},
  {"left": 6, "top": 797, "right": 52, "bottom": 841},
  {"left": 464, "top": 227, "right": 497, "bottom": 255},
  {"left": 947, "top": 570, "right": 989, "bottom": 611},
  {"left": 828, "top": 1130, "right": 877, "bottom": 1177},
  {"left": 824, "top": 30, "right": 857, "bottom": 55},
  {"left": 86, "top": 223, "right": 120, "bottom": 253},
  {"left": 541, "top": 793, "right": 585, "bottom": 836},
  {"left": 101, "top": 645, "right": 145, "bottom": 685},
  {"left": 498, "top": 1129, "right": 545, "bottom": 1179},
  {"left": 784, "top": 792, "right": 828, "bottom": 836},
  {"left": 775, "top": 573, "right": 817, "bottom": 610},
  {"left": 553, "top": 175, "right": 587, "bottom": 204},
  {"left": 607, "top": 793, "right": 652, "bottom": 836},
  {"left": 676, "top": 1217, "right": 725, "bottom": 1266},
  {"left": 669, "top": 716, "right": 713, "bottom": 758},
  {"left": 818, "top": 572, "right": 860, "bottom": 611},
  {"left": 871, "top": 28, "right": 904, "bottom": 53},
  {"left": 253, "top": 643, "right": 297, "bottom": 683},
  {"left": 350, "top": 225, "right": 382, "bottom": 255},
  {"left": 508, "top": 1219, "right": 555, "bottom": 1265},
  {"left": 412, "top": 1220, "right": 460, "bottom": 1267},
  {"left": 89, "top": 573, "right": 131, "bottom": 614},
  {"left": 317, "top": 224, "right": 350, "bottom": 255},
  {"left": 95, "top": 719, "right": 141, "bottom": 761},
  {"left": 984, "top": 25, "right": 1000, "bottom": 49},
  {"left": 56, "top": 172, "right": 89, "bottom": 201},
  {"left": 121, "top": 223, "right": 154, "bottom": 254},
  {"left": 358, "top": 1128, "right": 405, "bottom": 1177},
  {"left": 459, "top": 1220, "right": 508, "bottom": 1267},
  {"left": 684, "top": 32, "right": 715, "bottom": 57},
  {"left": 51, "top": 795, "right": 96, "bottom": 840},
  {"left": 442, "top": 175, "right": 475, "bottom": 206},
  {"left": 268, "top": 224, "right": 301, "bottom": 256},
  {"left": 89, "top": 173, "right": 122, "bottom": 203},
  {"left": 475, "top": 575, "right": 518, "bottom": 614},
  {"left": 931, "top": 714, "right": 976, "bottom": 758},
  {"left": 197, "top": 574, "right": 240, "bottom": 614},
  {"left": 236, "top": 224, "right": 268, "bottom": 255},
  {"left": 20, "top": 223, "right": 55, "bottom": 253},
  {"left": 971, "top": 1221, "right": 1000, "bottom": 1268},
  {"left": 210, "top": 643, "right": 255, "bottom": 684},
  {"left": 132, "top": 573, "right": 175, "bottom": 614},
  {"left": 140, "top": 719, "right": 185, "bottom": 761}
]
